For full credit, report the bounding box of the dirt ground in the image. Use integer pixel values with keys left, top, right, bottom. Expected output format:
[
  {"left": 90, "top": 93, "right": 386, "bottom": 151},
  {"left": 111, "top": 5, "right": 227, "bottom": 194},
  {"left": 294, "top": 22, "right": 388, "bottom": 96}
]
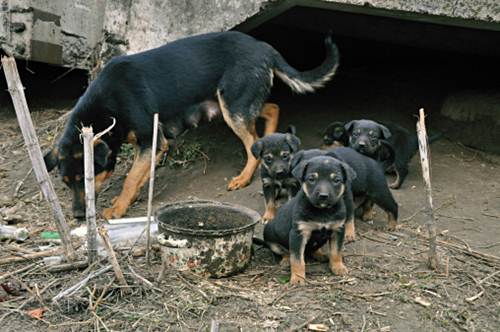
[{"left": 1, "top": 65, "right": 500, "bottom": 332}]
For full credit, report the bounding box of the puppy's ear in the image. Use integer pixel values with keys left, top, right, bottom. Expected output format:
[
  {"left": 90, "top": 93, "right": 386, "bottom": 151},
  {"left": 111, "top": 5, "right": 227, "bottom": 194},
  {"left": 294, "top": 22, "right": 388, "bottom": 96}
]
[
  {"left": 378, "top": 123, "right": 392, "bottom": 139},
  {"left": 44, "top": 148, "right": 59, "bottom": 171},
  {"left": 251, "top": 140, "right": 264, "bottom": 159},
  {"left": 94, "top": 140, "right": 111, "bottom": 169},
  {"left": 285, "top": 133, "right": 301, "bottom": 152},
  {"left": 286, "top": 125, "right": 297, "bottom": 136},
  {"left": 344, "top": 120, "right": 356, "bottom": 133},
  {"left": 340, "top": 162, "right": 357, "bottom": 183},
  {"left": 292, "top": 160, "right": 309, "bottom": 182}
]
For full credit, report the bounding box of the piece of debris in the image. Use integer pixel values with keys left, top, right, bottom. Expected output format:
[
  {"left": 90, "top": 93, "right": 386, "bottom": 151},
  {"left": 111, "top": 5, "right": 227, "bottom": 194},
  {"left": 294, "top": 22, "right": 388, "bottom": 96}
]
[
  {"left": 0, "top": 225, "right": 29, "bottom": 241},
  {"left": 27, "top": 307, "right": 47, "bottom": 320},
  {"left": 308, "top": 323, "right": 329, "bottom": 331},
  {"left": 414, "top": 296, "right": 431, "bottom": 307}
]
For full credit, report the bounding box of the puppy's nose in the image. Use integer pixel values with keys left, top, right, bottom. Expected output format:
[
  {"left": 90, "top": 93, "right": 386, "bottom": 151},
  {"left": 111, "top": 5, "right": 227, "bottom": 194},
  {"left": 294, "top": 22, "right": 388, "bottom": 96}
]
[{"left": 318, "top": 192, "right": 330, "bottom": 200}]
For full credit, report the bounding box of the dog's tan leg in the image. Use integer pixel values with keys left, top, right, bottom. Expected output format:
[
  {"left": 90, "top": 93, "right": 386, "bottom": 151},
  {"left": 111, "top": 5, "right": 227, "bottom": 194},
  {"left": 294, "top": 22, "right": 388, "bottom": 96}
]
[
  {"left": 387, "top": 212, "right": 397, "bottom": 231},
  {"left": 329, "top": 235, "right": 348, "bottom": 276},
  {"left": 262, "top": 198, "right": 276, "bottom": 223},
  {"left": 344, "top": 217, "right": 356, "bottom": 243},
  {"left": 103, "top": 139, "right": 168, "bottom": 219},
  {"left": 259, "top": 103, "right": 280, "bottom": 136},
  {"left": 217, "top": 90, "right": 260, "bottom": 190}
]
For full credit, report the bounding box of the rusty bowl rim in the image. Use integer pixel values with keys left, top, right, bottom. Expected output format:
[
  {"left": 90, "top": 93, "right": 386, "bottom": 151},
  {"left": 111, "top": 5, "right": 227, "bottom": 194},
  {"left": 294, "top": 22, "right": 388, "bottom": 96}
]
[{"left": 155, "top": 199, "right": 261, "bottom": 237}]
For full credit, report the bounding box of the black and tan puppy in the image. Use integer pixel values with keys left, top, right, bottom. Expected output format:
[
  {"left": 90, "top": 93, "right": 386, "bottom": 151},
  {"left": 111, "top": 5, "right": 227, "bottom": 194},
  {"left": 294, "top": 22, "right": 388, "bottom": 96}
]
[
  {"left": 344, "top": 119, "right": 421, "bottom": 189},
  {"left": 251, "top": 127, "right": 301, "bottom": 222},
  {"left": 292, "top": 148, "right": 399, "bottom": 242},
  {"left": 263, "top": 156, "right": 356, "bottom": 285},
  {"left": 322, "top": 121, "right": 349, "bottom": 149}
]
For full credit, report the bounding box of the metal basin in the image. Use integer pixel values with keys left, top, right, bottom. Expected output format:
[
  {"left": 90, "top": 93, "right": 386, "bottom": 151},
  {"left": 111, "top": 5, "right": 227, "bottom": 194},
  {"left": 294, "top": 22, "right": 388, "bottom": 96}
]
[{"left": 156, "top": 200, "right": 260, "bottom": 278}]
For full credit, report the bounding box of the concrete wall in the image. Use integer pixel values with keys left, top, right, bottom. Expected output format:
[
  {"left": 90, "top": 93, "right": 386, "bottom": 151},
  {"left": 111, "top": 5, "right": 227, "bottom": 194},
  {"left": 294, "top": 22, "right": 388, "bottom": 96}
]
[{"left": 1, "top": 0, "right": 500, "bottom": 68}]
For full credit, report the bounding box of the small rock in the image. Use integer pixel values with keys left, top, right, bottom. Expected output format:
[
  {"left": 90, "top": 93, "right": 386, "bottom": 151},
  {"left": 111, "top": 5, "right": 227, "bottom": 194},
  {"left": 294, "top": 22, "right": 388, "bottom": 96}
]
[{"left": 0, "top": 194, "right": 13, "bottom": 207}]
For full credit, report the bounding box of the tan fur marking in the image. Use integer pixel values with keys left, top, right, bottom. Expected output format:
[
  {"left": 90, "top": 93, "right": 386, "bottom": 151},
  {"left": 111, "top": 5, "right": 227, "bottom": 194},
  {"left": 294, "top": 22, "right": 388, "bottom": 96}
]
[
  {"left": 329, "top": 238, "right": 348, "bottom": 276},
  {"left": 73, "top": 152, "right": 83, "bottom": 160},
  {"left": 344, "top": 219, "right": 356, "bottom": 242},
  {"left": 290, "top": 256, "right": 306, "bottom": 285},
  {"left": 127, "top": 131, "right": 138, "bottom": 145},
  {"left": 259, "top": 103, "right": 280, "bottom": 136},
  {"left": 217, "top": 90, "right": 259, "bottom": 190},
  {"left": 387, "top": 212, "right": 397, "bottom": 231}
]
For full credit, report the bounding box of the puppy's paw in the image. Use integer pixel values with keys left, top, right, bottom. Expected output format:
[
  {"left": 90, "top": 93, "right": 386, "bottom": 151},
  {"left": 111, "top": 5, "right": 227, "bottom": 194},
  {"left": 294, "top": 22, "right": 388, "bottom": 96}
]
[
  {"left": 344, "top": 223, "right": 356, "bottom": 243},
  {"left": 330, "top": 262, "right": 349, "bottom": 276},
  {"left": 387, "top": 221, "right": 397, "bottom": 232},
  {"left": 102, "top": 207, "right": 115, "bottom": 220},
  {"left": 262, "top": 210, "right": 275, "bottom": 223}
]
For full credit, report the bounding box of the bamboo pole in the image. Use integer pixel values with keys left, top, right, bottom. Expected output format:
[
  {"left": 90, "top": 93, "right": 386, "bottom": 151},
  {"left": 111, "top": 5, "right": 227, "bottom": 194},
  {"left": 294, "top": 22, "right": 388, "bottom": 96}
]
[
  {"left": 1, "top": 56, "right": 76, "bottom": 261},
  {"left": 146, "top": 113, "right": 159, "bottom": 264},
  {"left": 416, "top": 108, "right": 439, "bottom": 270},
  {"left": 82, "top": 126, "right": 98, "bottom": 264}
]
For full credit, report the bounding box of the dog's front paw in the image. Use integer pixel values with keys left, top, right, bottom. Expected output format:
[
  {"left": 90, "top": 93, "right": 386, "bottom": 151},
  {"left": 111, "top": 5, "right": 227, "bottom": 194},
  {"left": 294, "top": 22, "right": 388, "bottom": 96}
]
[
  {"left": 290, "top": 273, "right": 306, "bottom": 285},
  {"left": 344, "top": 222, "right": 356, "bottom": 242},
  {"left": 102, "top": 205, "right": 126, "bottom": 220},
  {"left": 330, "top": 262, "right": 348, "bottom": 276},
  {"left": 227, "top": 175, "right": 251, "bottom": 191},
  {"left": 387, "top": 221, "right": 397, "bottom": 232}
]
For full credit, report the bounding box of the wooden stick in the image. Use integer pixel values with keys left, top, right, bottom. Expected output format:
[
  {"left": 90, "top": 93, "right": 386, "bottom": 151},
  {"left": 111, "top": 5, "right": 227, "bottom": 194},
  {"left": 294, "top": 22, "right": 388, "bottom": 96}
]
[
  {"left": 1, "top": 56, "right": 76, "bottom": 261},
  {"left": 82, "top": 126, "right": 98, "bottom": 265},
  {"left": 416, "top": 108, "right": 439, "bottom": 270},
  {"left": 0, "top": 246, "right": 63, "bottom": 266},
  {"left": 146, "top": 113, "right": 159, "bottom": 264},
  {"left": 52, "top": 265, "right": 112, "bottom": 302},
  {"left": 98, "top": 227, "right": 129, "bottom": 289}
]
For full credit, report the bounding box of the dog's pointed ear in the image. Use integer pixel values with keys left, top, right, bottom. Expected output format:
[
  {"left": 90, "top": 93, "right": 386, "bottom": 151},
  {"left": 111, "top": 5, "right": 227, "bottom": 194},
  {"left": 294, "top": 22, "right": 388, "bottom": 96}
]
[
  {"left": 44, "top": 148, "right": 59, "bottom": 171},
  {"left": 286, "top": 125, "right": 297, "bottom": 136},
  {"left": 285, "top": 133, "right": 301, "bottom": 152},
  {"left": 340, "top": 162, "right": 357, "bottom": 183},
  {"left": 344, "top": 120, "right": 356, "bottom": 133},
  {"left": 378, "top": 124, "right": 392, "bottom": 139},
  {"left": 251, "top": 140, "right": 264, "bottom": 159},
  {"left": 94, "top": 140, "right": 111, "bottom": 169},
  {"left": 292, "top": 159, "right": 309, "bottom": 182}
]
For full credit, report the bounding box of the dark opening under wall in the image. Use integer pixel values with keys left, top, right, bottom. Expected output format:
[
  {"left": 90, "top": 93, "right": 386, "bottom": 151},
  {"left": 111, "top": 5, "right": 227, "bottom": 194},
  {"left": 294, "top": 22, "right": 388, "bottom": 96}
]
[{"left": 239, "top": 6, "right": 500, "bottom": 153}]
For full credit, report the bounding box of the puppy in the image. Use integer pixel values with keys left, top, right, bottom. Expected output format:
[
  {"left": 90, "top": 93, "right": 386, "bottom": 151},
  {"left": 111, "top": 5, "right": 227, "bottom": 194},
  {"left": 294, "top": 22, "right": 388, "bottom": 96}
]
[
  {"left": 322, "top": 121, "right": 349, "bottom": 149},
  {"left": 292, "top": 147, "right": 399, "bottom": 241},
  {"left": 251, "top": 127, "right": 301, "bottom": 222},
  {"left": 263, "top": 156, "right": 356, "bottom": 285},
  {"left": 345, "top": 119, "right": 421, "bottom": 189}
]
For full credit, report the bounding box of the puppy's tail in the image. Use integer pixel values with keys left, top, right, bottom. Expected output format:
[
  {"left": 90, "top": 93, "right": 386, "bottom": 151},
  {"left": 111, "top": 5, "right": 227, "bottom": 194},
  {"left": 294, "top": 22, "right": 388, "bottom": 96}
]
[{"left": 272, "top": 33, "right": 339, "bottom": 94}]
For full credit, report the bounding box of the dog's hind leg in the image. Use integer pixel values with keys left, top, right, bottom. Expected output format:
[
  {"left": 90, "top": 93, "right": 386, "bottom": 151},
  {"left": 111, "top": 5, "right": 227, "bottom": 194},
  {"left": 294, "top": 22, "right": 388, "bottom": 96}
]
[
  {"left": 371, "top": 189, "right": 398, "bottom": 231},
  {"left": 217, "top": 90, "right": 260, "bottom": 190},
  {"left": 259, "top": 103, "right": 280, "bottom": 136}
]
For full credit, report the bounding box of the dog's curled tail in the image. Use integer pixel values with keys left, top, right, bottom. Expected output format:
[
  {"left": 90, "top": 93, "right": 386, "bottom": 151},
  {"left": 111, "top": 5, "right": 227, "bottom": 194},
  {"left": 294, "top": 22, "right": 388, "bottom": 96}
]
[{"left": 273, "top": 34, "right": 339, "bottom": 94}]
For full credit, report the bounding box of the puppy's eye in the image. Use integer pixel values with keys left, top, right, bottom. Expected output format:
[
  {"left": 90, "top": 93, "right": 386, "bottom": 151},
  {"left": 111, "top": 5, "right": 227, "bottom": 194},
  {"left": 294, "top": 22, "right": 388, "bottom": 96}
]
[
  {"left": 281, "top": 152, "right": 290, "bottom": 160},
  {"left": 307, "top": 176, "right": 316, "bottom": 184},
  {"left": 264, "top": 156, "right": 273, "bottom": 163},
  {"left": 332, "top": 177, "right": 341, "bottom": 183}
]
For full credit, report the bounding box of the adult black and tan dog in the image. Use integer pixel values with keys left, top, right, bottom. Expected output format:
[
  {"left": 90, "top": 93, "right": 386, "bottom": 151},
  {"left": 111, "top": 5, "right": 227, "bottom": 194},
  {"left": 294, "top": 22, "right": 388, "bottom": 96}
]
[
  {"left": 251, "top": 126, "right": 301, "bottom": 222},
  {"left": 263, "top": 156, "right": 356, "bottom": 285},
  {"left": 43, "top": 31, "right": 340, "bottom": 219}
]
